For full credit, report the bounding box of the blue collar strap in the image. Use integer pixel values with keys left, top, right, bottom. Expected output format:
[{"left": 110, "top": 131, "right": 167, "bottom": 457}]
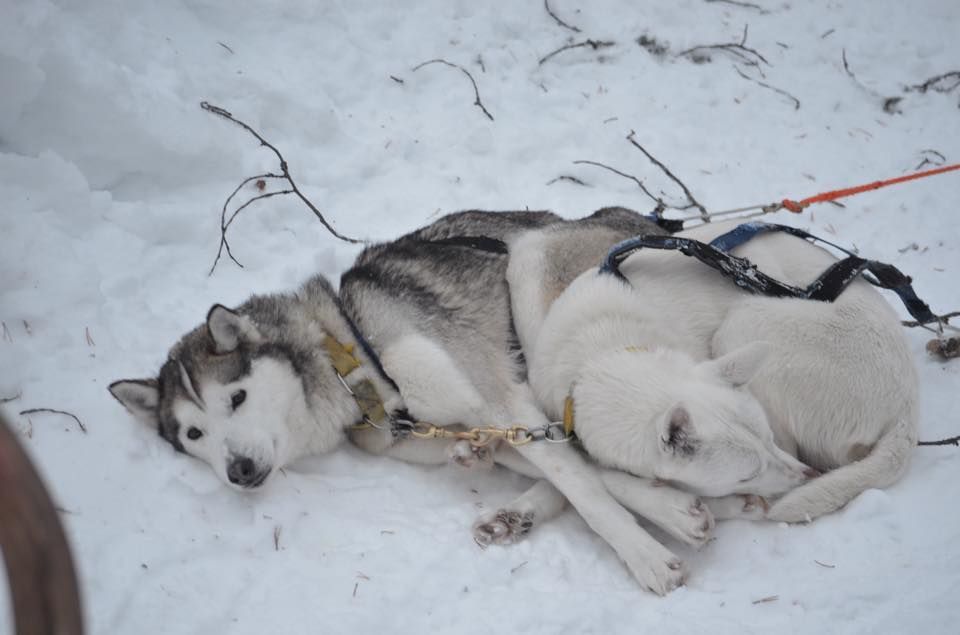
[{"left": 599, "top": 221, "right": 940, "bottom": 326}]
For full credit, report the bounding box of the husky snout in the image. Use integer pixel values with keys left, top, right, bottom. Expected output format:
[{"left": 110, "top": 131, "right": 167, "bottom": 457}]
[{"left": 226, "top": 455, "right": 271, "bottom": 489}]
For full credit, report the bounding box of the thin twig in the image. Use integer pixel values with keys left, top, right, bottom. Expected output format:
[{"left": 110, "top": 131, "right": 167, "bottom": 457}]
[
  {"left": 546, "top": 175, "right": 590, "bottom": 187},
  {"left": 273, "top": 525, "right": 282, "bottom": 551},
  {"left": 907, "top": 71, "right": 960, "bottom": 94},
  {"left": 919, "top": 435, "right": 960, "bottom": 446},
  {"left": 539, "top": 39, "right": 615, "bottom": 66},
  {"left": 510, "top": 561, "right": 529, "bottom": 574},
  {"left": 704, "top": 0, "right": 767, "bottom": 13},
  {"left": 752, "top": 595, "right": 779, "bottom": 604},
  {"left": 19, "top": 408, "right": 87, "bottom": 434},
  {"left": 676, "top": 25, "right": 769, "bottom": 73},
  {"left": 200, "top": 101, "right": 362, "bottom": 275},
  {"left": 217, "top": 41, "right": 235, "bottom": 55},
  {"left": 572, "top": 160, "right": 663, "bottom": 208},
  {"left": 1, "top": 390, "right": 22, "bottom": 404},
  {"left": 814, "top": 560, "right": 836, "bottom": 568},
  {"left": 544, "top": 0, "right": 581, "bottom": 32},
  {"left": 915, "top": 149, "right": 946, "bottom": 171},
  {"left": 626, "top": 131, "right": 708, "bottom": 220},
  {"left": 733, "top": 66, "right": 800, "bottom": 110},
  {"left": 841, "top": 50, "right": 902, "bottom": 113},
  {"left": 411, "top": 59, "right": 494, "bottom": 121},
  {"left": 1, "top": 321, "right": 10, "bottom": 342}
]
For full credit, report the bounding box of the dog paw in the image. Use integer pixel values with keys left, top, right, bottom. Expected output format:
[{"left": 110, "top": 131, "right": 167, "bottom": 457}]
[
  {"left": 673, "top": 498, "right": 715, "bottom": 548},
  {"left": 473, "top": 509, "right": 535, "bottom": 546},
  {"left": 448, "top": 439, "right": 495, "bottom": 469},
  {"left": 623, "top": 550, "right": 688, "bottom": 596},
  {"left": 708, "top": 494, "right": 769, "bottom": 521}
]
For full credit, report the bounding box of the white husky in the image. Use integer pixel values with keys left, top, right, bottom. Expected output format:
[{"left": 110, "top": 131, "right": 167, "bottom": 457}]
[{"left": 508, "top": 219, "right": 919, "bottom": 523}]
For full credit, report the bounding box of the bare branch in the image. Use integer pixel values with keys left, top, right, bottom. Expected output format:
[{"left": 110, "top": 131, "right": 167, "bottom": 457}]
[
  {"left": 915, "top": 149, "right": 946, "bottom": 171},
  {"left": 539, "top": 39, "right": 616, "bottom": 66},
  {"left": 733, "top": 65, "right": 800, "bottom": 110},
  {"left": 544, "top": 0, "right": 581, "bottom": 32},
  {"left": 1, "top": 391, "right": 21, "bottom": 404},
  {"left": 907, "top": 71, "right": 960, "bottom": 94},
  {"left": 840, "top": 50, "right": 902, "bottom": 114},
  {"left": 217, "top": 41, "right": 235, "bottom": 54},
  {"left": 411, "top": 59, "right": 494, "bottom": 121},
  {"left": 676, "top": 25, "right": 769, "bottom": 72},
  {"left": 18, "top": 408, "right": 87, "bottom": 434},
  {"left": 626, "top": 131, "right": 708, "bottom": 220},
  {"left": 918, "top": 434, "right": 960, "bottom": 446},
  {"left": 200, "top": 101, "right": 362, "bottom": 273},
  {"left": 572, "top": 160, "right": 663, "bottom": 208}
]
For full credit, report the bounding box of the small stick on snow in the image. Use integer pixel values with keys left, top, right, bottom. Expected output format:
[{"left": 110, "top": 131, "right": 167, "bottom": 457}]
[
  {"left": 546, "top": 175, "right": 590, "bottom": 187},
  {"left": 85, "top": 327, "right": 95, "bottom": 347},
  {"left": 676, "top": 25, "right": 769, "bottom": 74},
  {"left": 352, "top": 582, "right": 359, "bottom": 598},
  {"left": 626, "top": 130, "right": 709, "bottom": 220},
  {"left": 704, "top": 0, "right": 767, "bottom": 13},
  {"left": 814, "top": 560, "right": 836, "bottom": 568},
  {"left": 510, "top": 561, "right": 528, "bottom": 574},
  {"left": 1, "top": 321, "right": 10, "bottom": 342},
  {"left": 1, "top": 391, "right": 22, "bottom": 404},
  {"left": 752, "top": 595, "right": 779, "bottom": 604},
  {"left": 200, "top": 101, "right": 363, "bottom": 275},
  {"left": 19, "top": 408, "right": 87, "bottom": 434},
  {"left": 538, "top": 39, "right": 616, "bottom": 66},
  {"left": 915, "top": 149, "right": 946, "bottom": 171},
  {"left": 411, "top": 59, "right": 494, "bottom": 121},
  {"left": 906, "top": 71, "right": 960, "bottom": 94},
  {"left": 544, "top": 0, "right": 582, "bottom": 32},
  {"left": 217, "top": 41, "right": 235, "bottom": 54},
  {"left": 273, "top": 525, "right": 282, "bottom": 551},
  {"left": 733, "top": 65, "right": 801, "bottom": 110},
  {"left": 918, "top": 433, "right": 960, "bottom": 446}
]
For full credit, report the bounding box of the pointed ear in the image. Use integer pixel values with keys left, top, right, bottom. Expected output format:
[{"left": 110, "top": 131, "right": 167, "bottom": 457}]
[
  {"left": 658, "top": 404, "right": 698, "bottom": 456},
  {"left": 703, "top": 341, "right": 772, "bottom": 387},
  {"left": 109, "top": 379, "right": 160, "bottom": 428},
  {"left": 206, "top": 304, "right": 259, "bottom": 353}
]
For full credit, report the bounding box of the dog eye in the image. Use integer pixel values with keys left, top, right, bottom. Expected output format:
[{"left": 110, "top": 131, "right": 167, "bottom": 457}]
[
  {"left": 231, "top": 389, "right": 247, "bottom": 410},
  {"left": 186, "top": 427, "right": 203, "bottom": 441}
]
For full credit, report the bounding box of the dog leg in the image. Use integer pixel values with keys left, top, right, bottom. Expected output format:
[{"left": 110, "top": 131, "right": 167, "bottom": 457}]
[
  {"left": 600, "top": 470, "right": 714, "bottom": 548},
  {"left": 514, "top": 440, "right": 687, "bottom": 595},
  {"left": 473, "top": 479, "right": 566, "bottom": 546}
]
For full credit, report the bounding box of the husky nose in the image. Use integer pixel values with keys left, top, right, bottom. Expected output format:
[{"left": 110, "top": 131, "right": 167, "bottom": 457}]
[{"left": 227, "top": 456, "right": 258, "bottom": 486}]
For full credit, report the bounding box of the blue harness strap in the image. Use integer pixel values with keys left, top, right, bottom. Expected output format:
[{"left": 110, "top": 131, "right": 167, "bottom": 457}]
[{"left": 599, "top": 221, "right": 941, "bottom": 326}]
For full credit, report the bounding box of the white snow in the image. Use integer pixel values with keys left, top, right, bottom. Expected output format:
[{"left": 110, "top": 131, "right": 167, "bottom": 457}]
[{"left": 2, "top": 1, "right": 959, "bottom": 633}]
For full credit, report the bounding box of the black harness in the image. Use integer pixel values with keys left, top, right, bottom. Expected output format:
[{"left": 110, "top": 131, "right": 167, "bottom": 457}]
[{"left": 599, "top": 221, "right": 941, "bottom": 326}]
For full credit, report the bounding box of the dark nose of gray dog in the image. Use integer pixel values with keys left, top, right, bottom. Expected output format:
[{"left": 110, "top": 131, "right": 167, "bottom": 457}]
[{"left": 227, "top": 456, "right": 258, "bottom": 486}]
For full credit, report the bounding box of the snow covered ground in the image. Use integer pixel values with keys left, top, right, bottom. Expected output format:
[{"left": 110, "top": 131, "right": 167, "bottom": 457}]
[{"left": 2, "top": 0, "right": 959, "bottom": 633}]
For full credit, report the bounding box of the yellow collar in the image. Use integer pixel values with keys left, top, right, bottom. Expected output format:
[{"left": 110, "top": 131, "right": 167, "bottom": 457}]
[
  {"left": 563, "top": 395, "right": 576, "bottom": 437},
  {"left": 323, "top": 335, "right": 387, "bottom": 427}
]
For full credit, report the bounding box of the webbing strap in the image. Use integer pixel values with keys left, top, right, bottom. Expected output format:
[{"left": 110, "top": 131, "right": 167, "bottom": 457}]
[{"left": 599, "top": 222, "right": 940, "bottom": 325}]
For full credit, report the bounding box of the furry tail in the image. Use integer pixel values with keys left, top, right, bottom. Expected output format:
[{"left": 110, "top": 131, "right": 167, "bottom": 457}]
[{"left": 766, "top": 417, "right": 917, "bottom": 523}]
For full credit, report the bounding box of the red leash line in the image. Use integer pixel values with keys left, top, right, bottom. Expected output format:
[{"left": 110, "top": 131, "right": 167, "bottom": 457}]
[{"left": 780, "top": 163, "right": 960, "bottom": 213}]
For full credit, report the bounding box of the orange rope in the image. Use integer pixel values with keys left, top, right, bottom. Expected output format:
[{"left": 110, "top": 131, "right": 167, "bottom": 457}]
[{"left": 780, "top": 163, "right": 960, "bottom": 213}]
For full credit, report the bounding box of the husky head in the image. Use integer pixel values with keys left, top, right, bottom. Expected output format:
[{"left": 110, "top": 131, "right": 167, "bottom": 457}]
[
  {"left": 110, "top": 277, "right": 359, "bottom": 491},
  {"left": 573, "top": 342, "right": 815, "bottom": 498}
]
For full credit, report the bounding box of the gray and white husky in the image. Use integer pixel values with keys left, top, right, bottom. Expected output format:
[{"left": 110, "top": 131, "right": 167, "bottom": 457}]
[
  {"left": 508, "top": 219, "right": 918, "bottom": 527},
  {"left": 110, "top": 208, "right": 714, "bottom": 595}
]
